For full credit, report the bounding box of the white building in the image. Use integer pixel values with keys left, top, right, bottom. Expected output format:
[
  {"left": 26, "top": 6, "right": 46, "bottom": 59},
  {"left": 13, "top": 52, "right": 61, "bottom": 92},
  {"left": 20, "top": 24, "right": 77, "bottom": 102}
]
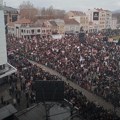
[
  {"left": 67, "top": 11, "right": 89, "bottom": 31},
  {"left": 111, "top": 18, "right": 117, "bottom": 29},
  {"left": 7, "top": 18, "right": 52, "bottom": 39},
  {"left": 64, "top": 19, "right": 80, "bottom": 33},
  {"left": 0, "top": 0, "right": 17, "bottom": 82},
  {"left": 86, "top": 8, "right": 112, "bottom": 32},
  {"left": 53, "top": 19, "right": 65, "bottom": 34},
  {"left": 0, "top": 1, "right": 7, "bottom": 66}
]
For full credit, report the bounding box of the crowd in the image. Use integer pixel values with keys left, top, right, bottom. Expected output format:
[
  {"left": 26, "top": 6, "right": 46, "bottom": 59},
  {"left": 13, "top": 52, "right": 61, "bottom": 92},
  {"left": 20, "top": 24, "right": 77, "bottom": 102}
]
[
  {"left": 64, "top": 84, "right": 120, "bottom": 120},
  {"left": 6, "top": 53, "right": 120, "bottom": 120},
  {"left": 1, "top": 30, "right": 120, "bottom": 119},
  {"left": 0, "top": 50, "right": 115, "bottom": 120},
  {"left": 7, "top": 31, "right": 120, "bottom": 107}
]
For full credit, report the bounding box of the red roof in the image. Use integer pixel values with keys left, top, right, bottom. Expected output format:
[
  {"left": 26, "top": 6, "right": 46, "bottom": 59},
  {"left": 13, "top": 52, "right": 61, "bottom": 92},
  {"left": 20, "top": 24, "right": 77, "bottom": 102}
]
[
  {"left": 15, "top": 18, "right": 31, "bottom": 24},
  {"left": 7, "top": 22, "right": 14, "bottom": 26}
]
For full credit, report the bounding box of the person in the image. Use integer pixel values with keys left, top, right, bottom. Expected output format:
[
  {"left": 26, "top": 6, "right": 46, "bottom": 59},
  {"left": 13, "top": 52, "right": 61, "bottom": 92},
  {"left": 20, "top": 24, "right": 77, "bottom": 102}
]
[
  {"left": 13, "top": 98, "right": 17, "bottom": 107},
  {"left": 1, "top": 96, "right": 4, "bottom": 104},
  {"left": 26, "top": 102, "right": 29, "bottom": 108},
  {"left": 9, "top": 86, "right": 12, "bottom": 95}
]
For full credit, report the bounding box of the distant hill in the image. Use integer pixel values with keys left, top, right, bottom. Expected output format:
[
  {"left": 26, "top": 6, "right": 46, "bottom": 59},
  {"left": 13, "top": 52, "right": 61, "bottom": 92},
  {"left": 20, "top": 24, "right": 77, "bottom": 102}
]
[{"left": 112, "top": 10, "right": 120, "bottom": 23}]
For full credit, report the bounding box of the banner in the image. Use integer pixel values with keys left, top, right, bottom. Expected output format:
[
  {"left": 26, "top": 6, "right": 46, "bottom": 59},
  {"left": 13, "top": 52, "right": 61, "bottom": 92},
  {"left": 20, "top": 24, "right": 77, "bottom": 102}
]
[{"left": 93, "top": 12, "right": 99, "bottom": 20}]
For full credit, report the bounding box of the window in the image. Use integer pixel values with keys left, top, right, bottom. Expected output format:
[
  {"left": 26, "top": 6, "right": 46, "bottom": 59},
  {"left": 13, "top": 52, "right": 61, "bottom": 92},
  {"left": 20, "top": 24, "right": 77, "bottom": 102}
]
[
  {"left": 42, "top": 30, "right": 45, "bottom": 33},
  {"left": 9, "top": 13, "right": 11, "bottom": 17},
  {"left": 12, "top": 15, "right": 17, "bottom": 22},
  {"left": 21, "top": 30, "right": 23, "bottom": 33},
  {"left": 31, "top": 30, "right": 34, "bottom": 34},
  {"left": 37, "top": 29, "right": 40, "bottom": 32}
]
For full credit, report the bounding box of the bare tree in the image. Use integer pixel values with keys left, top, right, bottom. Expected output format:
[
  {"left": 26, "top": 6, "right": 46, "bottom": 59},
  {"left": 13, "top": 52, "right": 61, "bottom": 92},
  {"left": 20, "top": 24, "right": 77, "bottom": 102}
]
[
  {"left": 19, "top": 1, "right": 38, "bottom": 21},
  {"left": 19, "top": 1, "right": 66, "bottom": 21}
]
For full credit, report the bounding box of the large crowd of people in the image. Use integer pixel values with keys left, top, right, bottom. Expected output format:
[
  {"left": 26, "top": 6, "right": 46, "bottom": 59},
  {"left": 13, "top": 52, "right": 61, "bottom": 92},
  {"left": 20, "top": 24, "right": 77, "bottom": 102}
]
[
  {"left": 1, "top": 30, "right": 119, "bottom": 119},
  {"left": 6, "top": 53, "right": 120, "bottom": 120},
  {"left": 7, "top": 31, "right": 120, "bottom": 107}
]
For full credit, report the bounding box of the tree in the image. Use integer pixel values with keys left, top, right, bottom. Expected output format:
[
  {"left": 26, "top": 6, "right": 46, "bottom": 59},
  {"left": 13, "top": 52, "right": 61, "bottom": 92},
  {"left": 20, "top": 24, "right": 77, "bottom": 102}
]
[
  {"left": 19, "top": 1, "right": 38, "bottom": 21},
  {"left": 41, "top": 7, "right": 46, "bottom": 16}
]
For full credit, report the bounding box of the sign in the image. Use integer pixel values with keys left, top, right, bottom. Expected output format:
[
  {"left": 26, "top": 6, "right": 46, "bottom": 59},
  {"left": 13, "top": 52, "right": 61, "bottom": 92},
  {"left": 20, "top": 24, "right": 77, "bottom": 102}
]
[
  {"left": 52, "top": 34, "right": 64, "bottom": 40},
  {"left": 93, "top": 12, "right": 99, "bottom": 20}
]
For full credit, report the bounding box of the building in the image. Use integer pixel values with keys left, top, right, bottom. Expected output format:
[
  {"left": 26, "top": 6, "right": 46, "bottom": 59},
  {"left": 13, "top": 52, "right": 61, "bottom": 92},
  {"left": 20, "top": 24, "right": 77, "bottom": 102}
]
[
  {"left": 49, "top": 19, "right": 65, "bottom": 35},
  {"left": 0, "top": 0, "right": 17, "bottom": 83},
  {"left": 4, "top": 6, "right": 18, "bottom": 25},
  {"left": 86, "top": 8, "right": 112, "bottom": 32},
  {"left": 49, "top": 19, "right": 65, "bottom": 34},
  {"left": 7, "top": 18, "right": 52, "bottom": 38},
  {"left": 64, "top": 19, "right": 80, "bottom": 33},
  {"left": 111, "top": 18, "right": 117, "bottom": 29},
  {"left": 67, "top": 11, "right": 89, "bottom": 31},
  {"left": 53, "top": 19, "right": 65, "bottom": 34},
  {"left": 88, "top": 21, "right": 99, "bottom": 33},
  {"left": 49, "top": 21, "right": 59, "bottom": 34}
]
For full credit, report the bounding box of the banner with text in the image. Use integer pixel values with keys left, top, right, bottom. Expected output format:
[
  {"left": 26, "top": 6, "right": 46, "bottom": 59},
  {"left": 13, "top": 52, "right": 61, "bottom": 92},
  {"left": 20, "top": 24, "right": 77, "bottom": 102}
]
[{"left": 93, "top": 12, "right": 99, "bottom": 20}]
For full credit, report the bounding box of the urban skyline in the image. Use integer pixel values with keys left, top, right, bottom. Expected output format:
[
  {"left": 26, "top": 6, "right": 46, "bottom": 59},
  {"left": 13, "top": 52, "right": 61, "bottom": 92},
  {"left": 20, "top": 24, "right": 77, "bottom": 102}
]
[{"left": 4, "top": 0, "right": 120, "bottom": 11}]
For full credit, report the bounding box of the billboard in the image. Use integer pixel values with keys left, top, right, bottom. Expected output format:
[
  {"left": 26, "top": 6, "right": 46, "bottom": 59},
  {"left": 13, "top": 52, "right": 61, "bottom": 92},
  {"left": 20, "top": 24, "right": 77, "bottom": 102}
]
[
  {"left": 35, "top": 80, "right": 64, "bottom": 102},
  {"left": 0, "top": 10, "right": 7, "bottom": 65},
  {"left": 93, "top": 12, "right": 99, "bottom": 20},
  {"left": 52, "top": 34, "right": 64, "bottom": 39}
]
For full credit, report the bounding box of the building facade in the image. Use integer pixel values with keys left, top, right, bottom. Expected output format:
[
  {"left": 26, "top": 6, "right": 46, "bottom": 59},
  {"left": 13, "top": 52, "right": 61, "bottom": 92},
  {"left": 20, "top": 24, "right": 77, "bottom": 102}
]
[
  {"left": 53, "top": 19, "right": 65, "bottom": 34},
  {"left": 0, "top": 0, "right": 17, "bottom": 81},
  {"left": 0, "top": 2, "right": 7, "bottom": 66},
  {"left": 67, "top": 11, "right": 89, "bottom": 31},
  {"left": 7, "top": 18, "right": 52, "bottom": 38},
  {"left": 111, "top": 18, "right": 117, "bottom": 29},
  {"left": 49, "top": 21, "right": 59, "bottom": 34},
  {"left": 64, "top": 19, "right": 80, "bottom": 33},
  {"left": 86, "top": 8, "right": 113, "bottom": 32},
  {"left": 4, "top": 6, "right": 18, "bottom": 25}
]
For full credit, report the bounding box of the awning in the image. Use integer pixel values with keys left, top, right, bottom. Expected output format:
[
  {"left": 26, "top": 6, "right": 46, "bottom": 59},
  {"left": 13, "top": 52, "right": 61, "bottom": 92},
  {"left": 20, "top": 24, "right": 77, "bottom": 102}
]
[
  {"left": 0, "top": 104, "right": 17, "bottom": 120},
  {"left": 0, "top": 63, "right": 17, "bottom": 79}
]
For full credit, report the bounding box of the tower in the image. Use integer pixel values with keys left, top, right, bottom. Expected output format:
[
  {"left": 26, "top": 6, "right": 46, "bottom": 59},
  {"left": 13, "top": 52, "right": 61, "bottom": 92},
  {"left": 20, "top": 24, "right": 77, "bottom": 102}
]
[{"left": 0, "top": 0, "right": 17, "bottom": 81}]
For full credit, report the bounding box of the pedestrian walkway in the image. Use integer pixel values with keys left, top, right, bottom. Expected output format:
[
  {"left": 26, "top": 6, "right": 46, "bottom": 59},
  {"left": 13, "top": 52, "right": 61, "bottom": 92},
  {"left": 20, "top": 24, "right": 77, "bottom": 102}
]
[{"left": 29, "top": 60, "right": 120, "bottom": 117}]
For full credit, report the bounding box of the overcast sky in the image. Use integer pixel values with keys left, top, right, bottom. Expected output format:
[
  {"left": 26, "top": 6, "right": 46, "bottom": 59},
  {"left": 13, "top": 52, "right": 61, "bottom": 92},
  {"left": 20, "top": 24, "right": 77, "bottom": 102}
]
[{"left": 4, "top": 0, "right": 120, "bottom": 11}]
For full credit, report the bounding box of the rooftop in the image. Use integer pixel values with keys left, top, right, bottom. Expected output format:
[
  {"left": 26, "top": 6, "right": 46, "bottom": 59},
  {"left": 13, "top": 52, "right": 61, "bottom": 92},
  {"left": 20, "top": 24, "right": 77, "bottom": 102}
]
[
  {"left": 15, "top": 18, "right": 31, "bottom": 24},
  {"left": 49, "top": 21, "right": 58, "bottom": 26},
  {"left": 7, "top": 18, "right": 31, "bottom": 26},
  {"left": 4, "top": 6, "right": 18, "bottom": 14},
  {"left": 0, "top": 104, "right": 17, "bottom": 120},
  {"left": 64, "top": 19, "right": 79, "bottom": 25},
  {"left": 70, "top": 11, "right": 86, "bottom": 16}
]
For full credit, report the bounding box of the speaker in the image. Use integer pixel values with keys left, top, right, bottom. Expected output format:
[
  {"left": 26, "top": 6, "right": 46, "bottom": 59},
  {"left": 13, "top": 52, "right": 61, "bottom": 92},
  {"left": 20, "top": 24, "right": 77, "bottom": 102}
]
[
  {"left": 79, "top": 32, "right": 85, "bottom": 43},
  {"left": 35, "top": 80, "right": 64, "bottom": 102},
  {"left": 79, "top": 33, "right": 85, "bottom": 38}
]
